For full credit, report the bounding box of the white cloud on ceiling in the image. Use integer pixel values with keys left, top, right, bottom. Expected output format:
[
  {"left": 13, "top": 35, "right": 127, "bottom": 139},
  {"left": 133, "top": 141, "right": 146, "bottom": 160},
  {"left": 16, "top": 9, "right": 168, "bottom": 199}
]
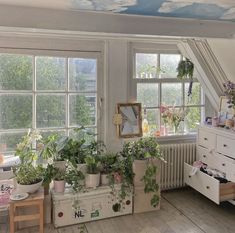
[
  {"left": 0, "top": 0, "right": 136, "bottom": 12},
  {"left": 158, "top": 0, "right": 235, "bottom": 19}
]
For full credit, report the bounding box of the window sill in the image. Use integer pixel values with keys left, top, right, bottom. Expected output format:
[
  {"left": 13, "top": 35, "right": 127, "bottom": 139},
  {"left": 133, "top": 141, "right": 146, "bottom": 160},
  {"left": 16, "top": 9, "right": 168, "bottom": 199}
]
[{"left": 155, "top": 133, "right": 197, "bottom": 144}]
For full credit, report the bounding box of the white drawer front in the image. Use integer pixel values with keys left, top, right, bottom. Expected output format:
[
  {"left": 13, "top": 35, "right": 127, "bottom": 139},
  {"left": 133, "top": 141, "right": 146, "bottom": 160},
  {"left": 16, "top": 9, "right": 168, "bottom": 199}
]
[
  {"left": 197, "top": 146, "right": 213, "bottom": 165},
  {"left": 217, "top": 135, "right": 235, "bottom": 159},
  {"left": 226, "top": 163, "right": 235, "bottom": 183},
  {"left": 184, "top": 162, "right": 220, "bottom": 204},
  {"left": 198, "top": 129, "right": 216, "bottom": 149},
  {"left": 212, "top": 153, "right": 235, "bottom": 174}
]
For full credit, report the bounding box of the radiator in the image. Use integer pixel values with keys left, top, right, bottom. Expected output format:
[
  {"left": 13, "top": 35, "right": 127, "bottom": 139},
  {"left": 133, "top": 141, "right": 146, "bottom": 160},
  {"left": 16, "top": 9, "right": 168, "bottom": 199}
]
[{"left": 160, "top": 143, "right": 196, "bottom": 190}]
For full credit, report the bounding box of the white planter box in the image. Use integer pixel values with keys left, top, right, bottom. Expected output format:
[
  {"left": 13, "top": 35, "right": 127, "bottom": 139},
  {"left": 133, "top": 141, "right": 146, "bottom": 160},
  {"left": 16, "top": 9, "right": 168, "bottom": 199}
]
[
  {"left": 52, "top": 185, "right": 133, "bottom": 228},
  {"left": 133, "top": 186, "right": 160, "bottom": 213},
  {"left": 132, "top": 159, "right": 160, "bottom": 187}
]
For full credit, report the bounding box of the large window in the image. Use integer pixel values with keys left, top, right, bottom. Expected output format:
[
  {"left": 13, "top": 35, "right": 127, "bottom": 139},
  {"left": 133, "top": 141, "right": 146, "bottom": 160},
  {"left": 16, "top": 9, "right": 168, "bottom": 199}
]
[
  {"left": 133, "top": 51, "right": 204, "bottom": 136},
  {"left": 0, "top": 51, "right": 102, "bottom": 155}
]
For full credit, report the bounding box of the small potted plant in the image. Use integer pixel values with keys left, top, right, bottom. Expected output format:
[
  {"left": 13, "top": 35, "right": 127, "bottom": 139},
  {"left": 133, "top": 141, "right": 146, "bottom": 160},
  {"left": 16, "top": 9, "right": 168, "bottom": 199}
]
[
  {"left": 14, "top": 164, "right": 44, "bottom": 194},
  {"left": 99, "top": 153, "right": 117, "bottom": 185},
  {"left": 84, "top": 155, "right": 101, "bottom": 188},
  {"left": 53, "top": 167, "right": 66, "bottom": 193}
]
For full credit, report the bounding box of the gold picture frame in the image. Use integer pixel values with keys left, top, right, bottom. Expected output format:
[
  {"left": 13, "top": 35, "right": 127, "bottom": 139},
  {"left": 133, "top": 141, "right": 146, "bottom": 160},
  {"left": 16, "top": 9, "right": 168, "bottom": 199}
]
[{"left": 117, "top": 103, "right": 142, "bottom": 138}]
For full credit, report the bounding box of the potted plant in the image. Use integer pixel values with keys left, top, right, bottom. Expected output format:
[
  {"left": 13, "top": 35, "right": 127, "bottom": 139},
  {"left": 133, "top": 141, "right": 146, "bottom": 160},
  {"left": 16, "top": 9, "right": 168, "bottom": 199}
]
[
  {"left": 177, "top": 58, "right": 194, "bottom": 97},
  {"left": 53, "top": 167, "right": 66, "bottom": 193},
  {"left": 84, "top": 155, "right": 101, "bottom": 188},
  {"left": 121, "top": 137, "right": 163, "bottom": 208},
  {"left": 99, "top": 153, "right": 117, "bottom": 185},
  {"left": 14, "top": 164, "right": 44, "bottom": 194}
]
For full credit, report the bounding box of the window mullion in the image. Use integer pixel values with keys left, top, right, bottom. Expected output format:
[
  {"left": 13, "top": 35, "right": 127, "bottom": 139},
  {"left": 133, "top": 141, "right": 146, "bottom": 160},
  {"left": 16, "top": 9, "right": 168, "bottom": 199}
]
[
  {"left": 65, "top": 58, "right": 69, "bottom": 136},
  {"left": 32, "top": 55, "right": 36, "bottom": 130}
]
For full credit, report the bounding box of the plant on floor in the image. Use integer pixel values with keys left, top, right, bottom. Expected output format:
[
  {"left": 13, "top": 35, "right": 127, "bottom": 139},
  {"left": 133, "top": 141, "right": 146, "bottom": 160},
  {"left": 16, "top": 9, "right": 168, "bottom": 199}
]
[
  {"left": 177, "top": 58, "right": 194, "bottom": 97},
  {"left": 120, "top": 137, "right": 163, "bottom": 208}
]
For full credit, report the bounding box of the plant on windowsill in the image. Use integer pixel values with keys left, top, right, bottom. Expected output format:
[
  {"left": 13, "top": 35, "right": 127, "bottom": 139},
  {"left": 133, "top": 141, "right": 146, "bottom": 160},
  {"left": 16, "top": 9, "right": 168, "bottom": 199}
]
[
  {"left": 177, "top": 58, "right": 194, "bottom": 97},
  {"left": 53, "top": 167, "right": 66, "bottom": 193},
  {"left": 14, "top": 130, "right": 45, "bottom": 193},
  {"left": 121, "top": 137, "right": 164, "bottom": 208}
]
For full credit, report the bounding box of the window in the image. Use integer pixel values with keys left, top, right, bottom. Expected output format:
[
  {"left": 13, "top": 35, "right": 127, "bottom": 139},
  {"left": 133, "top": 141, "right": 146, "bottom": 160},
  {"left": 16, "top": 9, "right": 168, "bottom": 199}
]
[
  {"left": 0, "top": 51, "right": 102, "bottom": 155},
  {"left": 133, "top": 51, "right": 204, "bottom": 136}
]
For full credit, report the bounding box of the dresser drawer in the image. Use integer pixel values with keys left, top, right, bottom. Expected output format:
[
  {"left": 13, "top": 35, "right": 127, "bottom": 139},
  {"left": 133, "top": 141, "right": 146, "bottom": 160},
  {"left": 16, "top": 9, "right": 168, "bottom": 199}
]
[
  {"left": 184, "top": 163, "right": 235, "bottom": 204},
  {"left": 197, "top": 146, "right": 213, "bottom": 165},
  {"left": 198, "top": 129, "right": 216, "bottom": 149},
  {"left": 226, "top": 163, "right": 235, "bottom": 183},
  {"left": 217, "top": 136, "right": 235, "bottom": 159},
  {"left": 212, "top": 153, "right": 235, "bottom": 174}
]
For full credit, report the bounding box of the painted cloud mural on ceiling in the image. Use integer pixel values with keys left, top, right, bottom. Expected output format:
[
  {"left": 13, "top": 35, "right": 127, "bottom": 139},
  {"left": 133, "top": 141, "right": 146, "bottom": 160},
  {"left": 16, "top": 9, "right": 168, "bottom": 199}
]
[{"left": 0, "top": 0, "right": 235, "bottom": 21}]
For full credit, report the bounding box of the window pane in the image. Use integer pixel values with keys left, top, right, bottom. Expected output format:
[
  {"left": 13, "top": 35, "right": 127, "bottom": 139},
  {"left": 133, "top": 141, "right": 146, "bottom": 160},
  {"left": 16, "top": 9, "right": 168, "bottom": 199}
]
[
  {"left": 185, "top": 82, "right": 201, "bottom": 106},
  {"left": 36, "top": 95, "right": 65, "bottom": 128},
  {"left": 0, "top": 54, "right": 33, "bottom": 90},
  {"left": 162, "top": 83, "right": 182, "bottom": 106},
  {"left": 185, "top": 107, "right": 201, "bottom": 132},
  {"left": 0, "top": 95, "right": 32, "bottom": 129},
  {"left": 40, "top": 130, "right": 66, "bottom": 138},
  {"left": 143, "top": 109, "right": 160, "bottom": 133},
  {"left": 0, "top": 132, "right": 27, "bottom": 153},
  {"left": 69, "top": 128, "right": 96, "bottom": 143},
  {"left": 160, "top": 54, "right": 181, "bottom": 78},
  {"left": 137, "top": 83, "right": 158, "bottom": 107},
  {"left": 69, "top": 95, "right": 96, "bottom": 127},
  {"left": 36, "top": 57, "right": 66, "bottom": 90},
  {"left": 69, "top": 58, "right": 97, "bottom": 92},
  {"left": 136, "top": 53, "right": 158, "bottom": 79}
]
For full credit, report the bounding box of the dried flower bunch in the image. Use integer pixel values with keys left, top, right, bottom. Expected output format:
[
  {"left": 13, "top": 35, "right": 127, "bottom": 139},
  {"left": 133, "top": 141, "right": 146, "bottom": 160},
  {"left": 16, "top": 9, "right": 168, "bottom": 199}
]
[{"left": 223, "top": 80, "right": 235, "bottom": 109}]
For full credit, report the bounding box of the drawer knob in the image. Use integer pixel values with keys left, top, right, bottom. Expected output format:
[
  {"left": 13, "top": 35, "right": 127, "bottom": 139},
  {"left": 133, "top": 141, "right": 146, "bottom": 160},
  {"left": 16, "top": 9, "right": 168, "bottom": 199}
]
[
  {"left": 223, "top": 144, "right": 227, "bottom": 147},
  {"left": 203, "top": 155, "right": 206, "bottom": 158},
  {"left": 206, "top": 186, "right": 210, "bottom": 189},
  {"left": 188, "top": 175, "right": 191, "bottom": 178},
  {"left": 204, "top": 137, "right": 208, "bottom": 141},
  {"left": 222, "top": 163, "right": 226, "bottom": 166}
]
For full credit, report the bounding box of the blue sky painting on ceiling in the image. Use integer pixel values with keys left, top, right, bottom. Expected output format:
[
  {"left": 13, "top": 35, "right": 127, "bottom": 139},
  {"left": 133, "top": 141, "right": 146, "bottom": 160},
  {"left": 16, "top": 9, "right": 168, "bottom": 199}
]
[{"left": 1, "top": 0, "right": 235, "bottom": 21}]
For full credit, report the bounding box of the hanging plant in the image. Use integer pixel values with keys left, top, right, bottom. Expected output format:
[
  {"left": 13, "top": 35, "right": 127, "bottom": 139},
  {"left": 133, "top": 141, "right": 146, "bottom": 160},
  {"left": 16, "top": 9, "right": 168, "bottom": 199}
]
[{"left": 177, "top": 58, "right": 194, "bottom": 96}]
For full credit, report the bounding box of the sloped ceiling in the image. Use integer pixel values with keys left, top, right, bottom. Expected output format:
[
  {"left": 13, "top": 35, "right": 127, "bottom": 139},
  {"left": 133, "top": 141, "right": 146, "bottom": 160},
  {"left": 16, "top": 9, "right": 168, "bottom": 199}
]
[{"left": 0, "top": 0, "right": 235, "bottom": 22}]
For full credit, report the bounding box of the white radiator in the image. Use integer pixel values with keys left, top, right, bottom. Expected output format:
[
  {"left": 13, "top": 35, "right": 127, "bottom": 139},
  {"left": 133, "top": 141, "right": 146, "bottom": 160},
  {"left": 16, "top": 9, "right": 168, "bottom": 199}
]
[{"left": 160, "top": 143, "right": 196, "bottom": 190}]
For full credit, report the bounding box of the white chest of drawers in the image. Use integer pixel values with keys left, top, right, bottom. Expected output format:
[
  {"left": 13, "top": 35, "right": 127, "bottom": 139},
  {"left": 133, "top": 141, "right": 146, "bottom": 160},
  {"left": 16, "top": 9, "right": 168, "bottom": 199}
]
[{"left": 184, "top": 125, "right": 235, "bottom": 204}]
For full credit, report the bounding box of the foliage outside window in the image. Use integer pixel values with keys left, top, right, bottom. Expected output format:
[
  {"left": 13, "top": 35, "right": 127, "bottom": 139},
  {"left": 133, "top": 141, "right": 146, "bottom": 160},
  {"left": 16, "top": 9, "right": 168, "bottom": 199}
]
[
  {"left": 134, "top": 52, "right": 204, "bottom": 136},
  {"left": 0, "top": 52, "right": 100, "bottom": 155}
]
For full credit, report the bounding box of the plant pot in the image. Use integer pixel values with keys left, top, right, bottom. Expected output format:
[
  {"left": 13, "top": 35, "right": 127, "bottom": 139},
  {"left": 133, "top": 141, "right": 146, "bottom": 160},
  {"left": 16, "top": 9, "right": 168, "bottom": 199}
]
[
  {"left": 132, "top": 159, "right": 160, "bottom": 186},
  {"left": 16, "top": 180, "right": 43, "bottom": 194},
  {"left": 85, "top": 173, "right": 100, "bottom": 188},
  {"left": 54, "top": 161, "right": 66, "bottom": 172},
  {"left": 53, "top": 180, "right": 65, "bottom": 193},
  {"left": 101, "top": 173, "right": 109, "bottom": 186}
]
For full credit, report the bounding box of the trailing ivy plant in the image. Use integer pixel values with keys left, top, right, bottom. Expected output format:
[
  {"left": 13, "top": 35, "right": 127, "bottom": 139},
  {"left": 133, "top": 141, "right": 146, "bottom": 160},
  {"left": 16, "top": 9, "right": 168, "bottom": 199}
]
[
  {"left": 177, "top": 58, "right": 194, "bottom": 97},
  {"left": 120, "top": 137, "right": 163, "bottom": 208}
]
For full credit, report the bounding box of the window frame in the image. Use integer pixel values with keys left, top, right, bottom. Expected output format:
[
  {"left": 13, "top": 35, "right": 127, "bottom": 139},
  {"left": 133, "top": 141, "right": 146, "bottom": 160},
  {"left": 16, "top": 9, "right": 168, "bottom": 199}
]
[
  {"left": 0, "top": 48, "right": 104, "bottom": 154},
  {"left": 130, "top": 47, "right": 205, "bottom": 137}
]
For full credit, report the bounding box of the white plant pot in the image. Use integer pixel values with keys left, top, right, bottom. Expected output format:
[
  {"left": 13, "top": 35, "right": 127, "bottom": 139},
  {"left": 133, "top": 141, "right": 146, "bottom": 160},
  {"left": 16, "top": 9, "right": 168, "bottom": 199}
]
[
  {"left": 16, "top": 180, "right": 43, "bottom": 194},
  {"left": 54, "top": 161, "right": 66, "bottom": 171},
  {"left": 85, "top": 173, "right": 100, "bottom": 188},
  {"left": 53, "top": 180, "right": 65, "bottom": 193},
  {"left": 101, "top": 173, "right": 109, "bottom": 186}
]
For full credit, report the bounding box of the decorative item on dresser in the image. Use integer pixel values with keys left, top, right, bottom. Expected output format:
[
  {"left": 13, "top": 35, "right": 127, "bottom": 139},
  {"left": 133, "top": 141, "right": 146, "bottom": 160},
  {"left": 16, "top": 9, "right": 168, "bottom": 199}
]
[{"left": 184, "top": 125, "right": 235, "bottom": 205}]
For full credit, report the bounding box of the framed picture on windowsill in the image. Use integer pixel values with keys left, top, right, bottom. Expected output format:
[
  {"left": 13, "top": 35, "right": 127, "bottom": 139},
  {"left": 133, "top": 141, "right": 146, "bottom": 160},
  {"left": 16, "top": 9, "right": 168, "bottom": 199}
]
[
  {"left": 219, "top": 96, "right": 235, "bottom": 116},
  {"left": 117, "top": 103, "right": 142, "bottom": 138}
]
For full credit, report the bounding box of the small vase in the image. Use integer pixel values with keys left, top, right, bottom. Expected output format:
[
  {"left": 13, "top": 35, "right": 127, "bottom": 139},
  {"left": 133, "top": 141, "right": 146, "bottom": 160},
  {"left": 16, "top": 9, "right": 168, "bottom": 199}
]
[{"left": 54, "top": 180, "right": 65, "bottom": 193}]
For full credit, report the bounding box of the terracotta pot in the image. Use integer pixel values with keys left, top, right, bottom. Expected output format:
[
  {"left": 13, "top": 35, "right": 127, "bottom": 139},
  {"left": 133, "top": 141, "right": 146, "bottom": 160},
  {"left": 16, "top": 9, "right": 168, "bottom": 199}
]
[
  {"left": 16, "top": 180, "right": 43, "bottom": 194},
  {"left": 101, "top": 173, "right": 109, "bottom": 186},
  {"left": 85, "top": 173, "right": 100, "bottom": 188},
  {"left": 53, "top": 180, "right": 65, "bottom": 193}
]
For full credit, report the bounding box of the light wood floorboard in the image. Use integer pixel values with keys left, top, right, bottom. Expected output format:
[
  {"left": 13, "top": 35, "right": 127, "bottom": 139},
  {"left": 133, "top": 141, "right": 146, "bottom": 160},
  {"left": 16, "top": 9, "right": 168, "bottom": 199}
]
[{"left": 2, "top": 188, "right": 234, "bottom": 233}]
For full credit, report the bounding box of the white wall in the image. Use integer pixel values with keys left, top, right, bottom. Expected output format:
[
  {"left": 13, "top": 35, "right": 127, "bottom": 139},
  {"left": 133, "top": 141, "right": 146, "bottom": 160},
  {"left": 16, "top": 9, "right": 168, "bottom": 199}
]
[{"left": 208, "top": 39, "right": 235, "bottom": 83}]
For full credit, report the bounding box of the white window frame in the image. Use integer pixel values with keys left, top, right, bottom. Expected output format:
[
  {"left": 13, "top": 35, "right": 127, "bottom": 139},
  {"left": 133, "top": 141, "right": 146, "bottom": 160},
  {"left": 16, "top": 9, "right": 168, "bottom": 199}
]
[
  {"left": 129, "top": 47, "right": 205, "bottom": 139},
  {"left": 0, "top": 48, "right": 104, "bottom": 153}
]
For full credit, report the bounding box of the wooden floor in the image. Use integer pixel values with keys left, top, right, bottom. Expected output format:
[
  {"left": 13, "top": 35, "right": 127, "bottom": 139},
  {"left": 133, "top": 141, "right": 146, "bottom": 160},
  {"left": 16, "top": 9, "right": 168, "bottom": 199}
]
[{"left": 1, "top": 188, "right": 235, "bottom": 233}]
